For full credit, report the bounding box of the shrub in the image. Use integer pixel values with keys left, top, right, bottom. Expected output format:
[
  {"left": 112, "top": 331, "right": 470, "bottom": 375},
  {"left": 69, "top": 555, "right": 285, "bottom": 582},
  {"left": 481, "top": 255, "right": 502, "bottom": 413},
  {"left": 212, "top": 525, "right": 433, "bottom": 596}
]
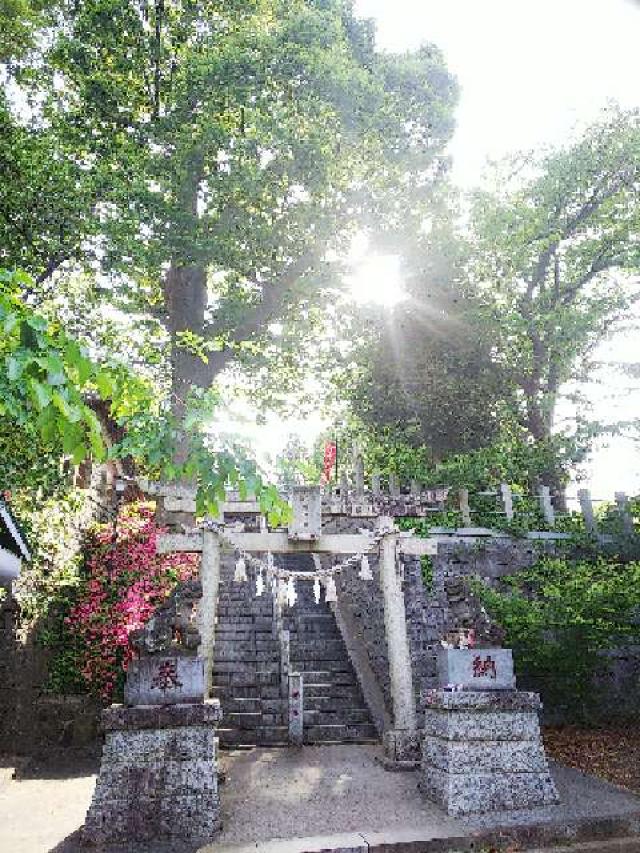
[
  {"left": 42, "top": 501, "right": 198, "bottom": 702},
  {"left": 478, "top": 556, "right": 640, "bottom": 721}
]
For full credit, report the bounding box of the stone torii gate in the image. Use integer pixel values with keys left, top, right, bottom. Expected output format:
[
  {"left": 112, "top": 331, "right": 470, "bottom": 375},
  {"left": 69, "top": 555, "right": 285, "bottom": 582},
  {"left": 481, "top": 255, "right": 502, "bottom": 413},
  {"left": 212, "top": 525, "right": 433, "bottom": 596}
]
[{"left": 155, "top": 485, "right": 437, "bottom": 749}]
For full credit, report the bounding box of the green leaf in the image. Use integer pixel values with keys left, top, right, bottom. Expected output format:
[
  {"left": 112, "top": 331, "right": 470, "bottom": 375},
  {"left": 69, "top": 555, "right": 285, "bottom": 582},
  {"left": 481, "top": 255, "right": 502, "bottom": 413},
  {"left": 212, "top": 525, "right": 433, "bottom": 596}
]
[
  {"left": 3, "top": 312, "right": 19, "bottom": 335},
  {"left": 29, "top": 378, "right": 52, "bottom": 410},
  {"left": 72, "top": 442, "right": 88, "bottom": 464},
  {"left": 25, "top": 314, "right": 47, "bottom": 332},
  {"left": 46, "top": 355, "right": 66, "bottom": 386},
  {"left": 6, "top": 356, "right": 22, "bottom": 381},
  {"left": 95, "top": 370, "right": 114, "bottom": 399}
]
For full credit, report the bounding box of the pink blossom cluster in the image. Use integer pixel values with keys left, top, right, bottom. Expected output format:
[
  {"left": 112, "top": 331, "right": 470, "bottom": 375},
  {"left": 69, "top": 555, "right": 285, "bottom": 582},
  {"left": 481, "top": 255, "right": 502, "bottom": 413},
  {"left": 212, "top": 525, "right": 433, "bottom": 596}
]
[{"left": 64, "top": 502, "right": 198, "bottom": 701}]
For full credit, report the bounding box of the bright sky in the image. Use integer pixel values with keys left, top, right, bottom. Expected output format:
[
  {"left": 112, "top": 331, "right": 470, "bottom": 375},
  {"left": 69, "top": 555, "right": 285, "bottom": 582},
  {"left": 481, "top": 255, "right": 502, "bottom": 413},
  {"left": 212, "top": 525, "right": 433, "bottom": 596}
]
[{"left": 235, "top": 0, "right": 640, "bottom": 498}]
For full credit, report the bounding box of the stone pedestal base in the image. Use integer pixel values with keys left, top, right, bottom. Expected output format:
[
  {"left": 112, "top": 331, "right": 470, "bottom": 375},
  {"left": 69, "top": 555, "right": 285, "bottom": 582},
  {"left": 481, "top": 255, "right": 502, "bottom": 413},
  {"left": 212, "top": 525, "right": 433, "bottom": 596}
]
[
  {"left": 84, "top": 701, "right": 223, "bottom": 843},
  {"left": 420, "top": 690, "right": 559, "bottom": 815},
  {"left": 382, "top": 729, "right": 422, "bottom": 770}
]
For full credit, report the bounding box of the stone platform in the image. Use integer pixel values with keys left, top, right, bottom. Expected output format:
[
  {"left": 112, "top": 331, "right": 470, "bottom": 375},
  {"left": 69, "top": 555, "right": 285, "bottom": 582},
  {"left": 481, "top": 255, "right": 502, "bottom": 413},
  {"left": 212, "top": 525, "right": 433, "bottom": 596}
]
[
  {"left": 83, "top": 700, "right": 222, "bottom": 844},
  {"left": 421, "top": 689, "right": 559, "bottom": 816}
]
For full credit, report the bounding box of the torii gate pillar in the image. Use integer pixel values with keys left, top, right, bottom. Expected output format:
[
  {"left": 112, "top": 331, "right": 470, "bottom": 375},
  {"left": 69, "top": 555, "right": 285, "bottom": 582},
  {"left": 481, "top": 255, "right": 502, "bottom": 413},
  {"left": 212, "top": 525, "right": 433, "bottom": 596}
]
[
  {"left": 377, "top": 516, "right": 422, "bottom": 769},
  {"left": 200, "top": 529, "right": 221, "bottom": 695}
]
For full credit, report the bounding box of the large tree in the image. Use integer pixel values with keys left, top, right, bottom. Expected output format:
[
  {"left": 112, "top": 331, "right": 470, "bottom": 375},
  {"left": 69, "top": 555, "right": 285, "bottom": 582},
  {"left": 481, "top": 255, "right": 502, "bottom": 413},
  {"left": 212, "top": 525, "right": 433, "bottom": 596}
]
[
  {"left": 343, "top": 209, "right": 511, "bottom": 465},
  {"left": 470, "top": 107, "right": 640, "bottom": 445},
  {"left": 341, "top": 110, "right": 640, "bottom": 489},
  {"left": 2, "top": 1, "right": 458, "bottom": 455}
]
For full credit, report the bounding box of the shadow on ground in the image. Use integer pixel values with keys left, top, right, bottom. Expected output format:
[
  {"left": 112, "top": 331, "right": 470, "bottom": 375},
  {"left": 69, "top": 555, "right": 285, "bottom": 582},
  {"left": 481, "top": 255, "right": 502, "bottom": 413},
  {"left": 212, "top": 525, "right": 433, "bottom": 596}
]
[{"left": 3, "top": 746, "right": 640, "bottom": 853}]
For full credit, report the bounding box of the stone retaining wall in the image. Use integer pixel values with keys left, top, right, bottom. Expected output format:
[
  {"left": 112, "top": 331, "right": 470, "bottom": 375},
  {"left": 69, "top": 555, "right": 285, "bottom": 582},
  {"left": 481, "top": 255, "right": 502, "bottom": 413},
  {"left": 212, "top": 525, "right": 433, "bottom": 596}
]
[{"left": 0, "top": 596, "right": 101, "bottom": 756}]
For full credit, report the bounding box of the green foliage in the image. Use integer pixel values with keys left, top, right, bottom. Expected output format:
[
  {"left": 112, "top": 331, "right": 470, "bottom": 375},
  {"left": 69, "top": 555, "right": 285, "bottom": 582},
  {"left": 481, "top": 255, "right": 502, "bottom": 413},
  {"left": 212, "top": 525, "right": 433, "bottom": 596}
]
[
  {"left": 0, "top": 269, "right": 290, "bottom": 523},
  {"left": 0, "top": 270, "right": 108, "bottom": 464},
  {"left": 470, "top": 107, "right": 640, "bottom": 445},
  {"left": 0, "top": 0, "right": 55, "bottom": 61},
  {"left": 345, "top": 212, "right": 511, "bottom": 464},
  {"left": 0, "top": 418, "right": 67, "bottom": 498},
  {"left": 12, "top": 487, "right": 93, "bottom": 628},
  {"left": 342, "top": 110, "right": 640, "bottom": 493},
  {"left": 2, "top": 0, "right": 458, "bottom": 416},
  {"left": 478, "top": 556, "right": 640, "bottom": 720},
  {"left": 274, "top": 434, "right": 326, "bottom": 486}
]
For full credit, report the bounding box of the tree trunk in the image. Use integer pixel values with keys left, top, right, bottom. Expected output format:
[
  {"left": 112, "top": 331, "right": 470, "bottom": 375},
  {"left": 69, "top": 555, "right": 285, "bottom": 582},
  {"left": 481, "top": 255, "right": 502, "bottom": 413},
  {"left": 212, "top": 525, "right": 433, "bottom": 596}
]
[{"left": 164, "top": 262, "right": 208, "bottom": 464}]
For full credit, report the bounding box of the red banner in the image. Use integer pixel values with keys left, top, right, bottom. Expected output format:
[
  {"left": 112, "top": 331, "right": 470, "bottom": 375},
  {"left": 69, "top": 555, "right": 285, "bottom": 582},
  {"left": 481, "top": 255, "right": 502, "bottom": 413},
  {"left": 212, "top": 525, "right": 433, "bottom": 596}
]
[{"left": 322, "top": 442, "right": 337, "bottom": 484}]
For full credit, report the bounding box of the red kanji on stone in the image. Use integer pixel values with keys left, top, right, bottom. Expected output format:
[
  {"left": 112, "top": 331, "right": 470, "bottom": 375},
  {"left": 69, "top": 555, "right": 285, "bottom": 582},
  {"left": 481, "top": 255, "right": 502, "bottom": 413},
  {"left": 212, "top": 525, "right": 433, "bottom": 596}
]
[
  {"left": 472, "top": 654, "right": 497, "bottom": 679},
  {"left": 150, "top": 660, "right": 183, "bottom": 691}
]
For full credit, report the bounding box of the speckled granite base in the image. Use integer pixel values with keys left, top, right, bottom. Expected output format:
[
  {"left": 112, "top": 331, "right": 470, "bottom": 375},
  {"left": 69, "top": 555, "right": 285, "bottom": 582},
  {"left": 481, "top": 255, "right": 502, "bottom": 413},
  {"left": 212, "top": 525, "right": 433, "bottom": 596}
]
[
  {"left": 84, "top": 700, "right": 223, "bottom": 843},
  {"left": 382, "top": 729, "right": 422, "bottom": 769},
  {"left": 420, "top": 689, "right": 559, "bottom": 816}
]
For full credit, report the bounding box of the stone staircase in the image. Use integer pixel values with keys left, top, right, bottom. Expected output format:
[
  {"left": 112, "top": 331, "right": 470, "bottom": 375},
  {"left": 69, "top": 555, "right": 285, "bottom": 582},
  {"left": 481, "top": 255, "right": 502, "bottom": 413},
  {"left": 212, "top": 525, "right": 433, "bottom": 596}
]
[
  {"left": 211, "top": 567, "right": 288, "bottom": 748},
  {"left": 211, "top": 558, "right": 377, "bottom": 747},
  {"left": 284, "top": 579, "right": 378, "bottom": 745}
]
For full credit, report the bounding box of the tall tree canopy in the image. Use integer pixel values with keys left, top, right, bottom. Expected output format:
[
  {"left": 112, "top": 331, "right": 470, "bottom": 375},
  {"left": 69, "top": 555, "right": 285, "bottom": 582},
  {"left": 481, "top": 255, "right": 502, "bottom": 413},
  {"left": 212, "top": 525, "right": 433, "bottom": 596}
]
[
  {"left": 1, "top": 0, "right": 458, "bottom": 450},
  {"left": 345, "top": 212, "right": 510, "bottom": 465},
  {"left": 343, "top": 109, "right": 640, "bottom": 487},
  {"left": 470, "top": 107, "right": 640, "bottom": 445}
]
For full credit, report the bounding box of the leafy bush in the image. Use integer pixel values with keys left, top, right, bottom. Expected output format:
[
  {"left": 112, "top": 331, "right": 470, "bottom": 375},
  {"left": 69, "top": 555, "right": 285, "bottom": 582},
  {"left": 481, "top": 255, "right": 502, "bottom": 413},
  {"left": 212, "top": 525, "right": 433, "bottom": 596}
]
[
  {"left": 41, "top": 501, "right": 198, "bottom": 702},
  {"left": 478, "top": 556, "right": 640, "bottom": 720}
]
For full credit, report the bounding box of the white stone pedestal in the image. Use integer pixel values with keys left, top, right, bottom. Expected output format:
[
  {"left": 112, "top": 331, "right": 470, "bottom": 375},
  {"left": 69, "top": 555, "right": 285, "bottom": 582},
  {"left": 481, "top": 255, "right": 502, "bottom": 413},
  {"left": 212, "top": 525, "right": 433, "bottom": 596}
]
[{"left": 420, "top": 690, "right": 559, "bottom": 816}]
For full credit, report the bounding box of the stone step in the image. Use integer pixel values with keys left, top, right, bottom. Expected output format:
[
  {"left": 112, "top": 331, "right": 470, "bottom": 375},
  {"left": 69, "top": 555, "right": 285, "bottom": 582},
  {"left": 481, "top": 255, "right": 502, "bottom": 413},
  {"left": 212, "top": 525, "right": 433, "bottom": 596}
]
[
  {"left": 215, "top": 626, "right": 275, "bottom": 636},
  {"left": 304, "top": 684, "right": 365, "bottom": 701},
  {"left": 216, "top": 602, "right": 274, "bottom": 612},
  {"left": 211, "top": 683, "right": 282, "bottom": 700},
  {"left": 219, "top": 697, "right": 288, "bottom": 714},
  {"left": 213, "top": 642, "right": 280, "bottom": 663},
  {"left": 290, "top": 640, "right": 351, "bottom": 658},
  {"left": 214, "top": 616, "right": 274, "bottom": 628},
  {"left": 297, "top": 675, "right": 358, "bottom": 689},
  {"left": 286, "top": 616, "right": 339, "bottom": 624},
  {"left": 303, "top": 708, "right": 371, "bottom": 725},
  {"left": 217, "top": 726, "right": 289, "bottom": 747},
  {"left": 289, "top": 634, "right": 342, "bottom": 645},
  {"left": 212, "top": 669, "right": 280, "bottom": 685},
  {"left": 216, "top": 610, "right": 274, "bottom": 620},
  {"left": 304, "top": 723, "right": 378, "bottom": 743},
  {"left": 291, "top": 662, "right": 355, "bottom": 676},
  {"left": 226, "top": 711, "right": 285, "bottom": 729},
  {"left": 304, "top": 696, "right": 368, "bottom": 712}
]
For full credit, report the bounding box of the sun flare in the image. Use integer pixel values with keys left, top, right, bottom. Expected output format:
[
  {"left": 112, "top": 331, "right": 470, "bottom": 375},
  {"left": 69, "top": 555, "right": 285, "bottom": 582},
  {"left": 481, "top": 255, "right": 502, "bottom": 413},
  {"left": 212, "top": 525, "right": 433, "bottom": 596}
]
[{"left": 346, "top": 253, "right": 406, "bottom": 307}]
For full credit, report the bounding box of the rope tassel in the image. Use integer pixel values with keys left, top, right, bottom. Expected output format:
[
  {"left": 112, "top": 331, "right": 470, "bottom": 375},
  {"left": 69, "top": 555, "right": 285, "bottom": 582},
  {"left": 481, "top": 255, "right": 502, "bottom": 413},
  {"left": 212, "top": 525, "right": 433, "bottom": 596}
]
[
  {"left": 359, "top": 554, "right": 373, "bottom": 581},
  {"left": 286, "top": 575, "right": 297, "bottom": 608},
  {"left": 324, "top": 575, "right": 337, "bottom": 603},
  {"left": 256, "top": 569, "right": 264, "bottom": 597},
  {"left": 313, "top": 576, "right": 321, "bottom": 604},
  {"left": 234, "top": 556, "right": 247, "bottom": 582}
]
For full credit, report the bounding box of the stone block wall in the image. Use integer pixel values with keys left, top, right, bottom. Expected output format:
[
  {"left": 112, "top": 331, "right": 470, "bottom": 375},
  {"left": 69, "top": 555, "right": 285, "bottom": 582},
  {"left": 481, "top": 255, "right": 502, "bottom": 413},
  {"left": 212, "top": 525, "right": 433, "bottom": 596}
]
[
  {"left": 426, "top": 539, "right": 640, "bottom": 723},
  {"left": 401, "top": 554, "right": 443, "bottom": 727},
  {"left": 337, "top": 537, "right": 640, "bottom": 728},
  {"left": 0, "top": 595, "right": 101, "bottom": 756},
  {"left": 336, "top": 557, "right": 392, "bottom": 715}
]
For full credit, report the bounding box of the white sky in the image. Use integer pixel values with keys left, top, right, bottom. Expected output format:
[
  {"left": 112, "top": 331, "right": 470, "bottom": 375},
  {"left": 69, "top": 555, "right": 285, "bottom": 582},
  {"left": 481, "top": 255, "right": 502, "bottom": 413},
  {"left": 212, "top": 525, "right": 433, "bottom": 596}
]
[{"left": 234, "top": 0, "right": 640, "bottom": 498}]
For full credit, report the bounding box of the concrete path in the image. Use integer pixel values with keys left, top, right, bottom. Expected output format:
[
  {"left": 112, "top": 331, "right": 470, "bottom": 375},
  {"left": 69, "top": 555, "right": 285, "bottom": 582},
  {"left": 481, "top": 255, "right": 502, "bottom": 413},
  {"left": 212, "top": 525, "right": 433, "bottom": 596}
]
[
  {"left": 214, "top": 744, "right": 463, "bottom": 845},
  {"left": 2, "top": 746, "right": 640, "bottom": 852},
  {"left": 0, "top": 755, "right": 96, "bottom": 853}
]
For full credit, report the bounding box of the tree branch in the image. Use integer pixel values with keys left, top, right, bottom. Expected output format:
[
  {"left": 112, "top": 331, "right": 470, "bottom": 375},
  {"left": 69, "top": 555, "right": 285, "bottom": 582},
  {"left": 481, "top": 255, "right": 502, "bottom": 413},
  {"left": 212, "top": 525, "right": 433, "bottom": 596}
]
[{"left": 203, "top": 250, "right": 321, "bottom": 380}]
